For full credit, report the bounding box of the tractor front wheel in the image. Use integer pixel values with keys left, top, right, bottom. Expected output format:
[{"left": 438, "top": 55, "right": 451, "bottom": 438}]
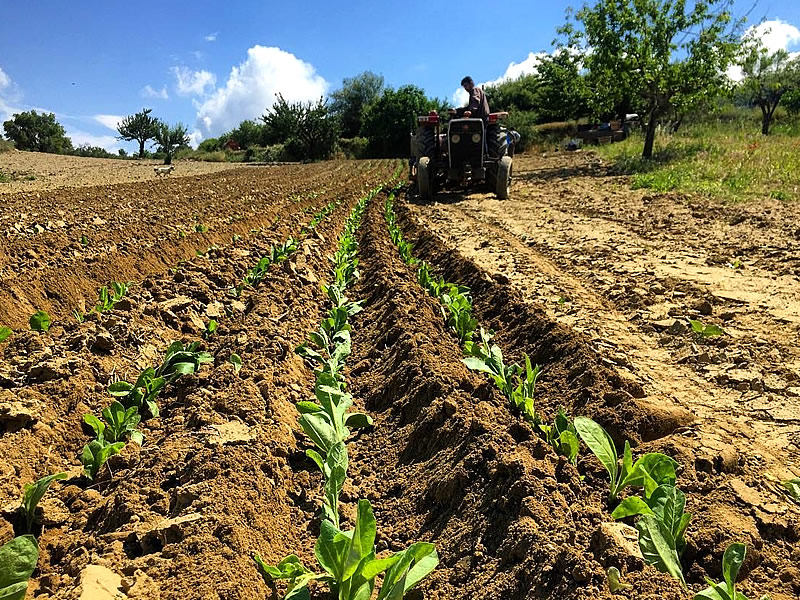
[
  {"left": 418, "top": 157, "right": 433, "bottom": 200},
  {"left": 495, "top": 156, "right": 512, "bottom": 199}
]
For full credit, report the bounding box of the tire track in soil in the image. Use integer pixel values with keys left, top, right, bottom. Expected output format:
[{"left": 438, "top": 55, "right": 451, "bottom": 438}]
[
  {"left": 0, "top": 161, "right": 399, "bottom": 599},
  {"left": 344, "top": 197, "right": 686, "bottom": 600},
  {"left": 386, "top": 194, "right": 798, "bottom": 600}
]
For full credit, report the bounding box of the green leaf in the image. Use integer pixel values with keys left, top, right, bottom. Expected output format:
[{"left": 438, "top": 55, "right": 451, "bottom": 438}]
[
  {"left": 296, "top": 401, "right": 322, "bottom": 414},
  {"left": 636, "top": 515, "right": 686, "bottom": 588},
  {"left": 29, "top": 310, "right": 51, "bottom": 332},
  {"left": 108, "top": 381, "right": 134, "bottom": 397},
  {"left": 229, "top": 353, "right": 242, "bottom": 373},
  {"left": 574, "top": 416, "right": 618, "bottom": 494},
  {"left": 21, "top": 472, "right": 67, "bottom": 532},
  {"left": 462, "top": 357, "right": 494, "bottom": 374},
  {"left": 299, "top": 413, "right": 337, "bottom": 455},
  {"left": 0, "top": 535, "right": 38, "bottom": 600},
  {"left": 83, "top": 414, "right": 106, "bottom": 441},
  {"left": 0, "top": 327, "right": 11, "bottom": 342},
  {"left": 611, "top": 496, "right": 655, "bottom": 520},
  {"left": 344, "top": 412, "right": 373, "bottom": 429},
  {"left": 782, "top": 478, "right": 800, "bottom": 502},
  {"left": 607, "top": 566, "right": 632, "bottom": 592},
  {"left": 722, "top": 543, "right": 746, "bottom": 600},
  {"left": 344, "top": 500, "right": 377, "bottom": 579},
  {"left": 315, "top": 520, "right": 346, "bottom": 582},
  {"left": 690, "top": 319, "right": 705, "bottom": 334}
]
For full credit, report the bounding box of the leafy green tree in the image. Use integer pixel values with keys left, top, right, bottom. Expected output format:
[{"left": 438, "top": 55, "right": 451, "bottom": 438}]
[
  {"left": 261, "top": 94, "right": 338, "bottom": 161},
  {"left": 737, "top": 44, "right": 800, "bottom": 134},
  {"left": 361, "top": 85, "right": 441, "bottom": 157},
  {"left": 225, "top": 119, "right": 267, "bottom": 149},
  {"left": 784, "top": 88, "right": 800, "bottom": 118},
  {"left": 561, "top": 0, "right": 741, "bottom": 158},
  {"left": 2, "top": 110, "right": 73, "bottom": 154},
  {"left": 154, "top": 122, "right": 190, "bottom": 165},
  {"left": 196, "top": 138, "right": 220, "bottom": 152},
  {"left": 117, "top": 108, "right": 160, "bottom": 158},
  {"left": 329, "top": 71, "right": 385, "bottom": 138}
]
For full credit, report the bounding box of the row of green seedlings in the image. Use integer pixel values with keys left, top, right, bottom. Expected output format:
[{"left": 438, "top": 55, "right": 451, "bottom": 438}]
[
  {"left": 383, "top": 192, "right": 757, "bottom": 600},
  {"left": 0, "top": 282, "right": 132, "bottom": 343},
  {"left": 0, "top": 185, "right": 383, "bottom": 596},
  {"left": 254, "top": 184, "right": 438, "bottom": 600},
  {"left": 0, "top": 342, "right": 212, "bottom": 598},
  {"left": 229, "top": 197, "right": 343, "bottom": 299},
  {"left": 81, "top": 340, "right": 213, "bottom": 480}
]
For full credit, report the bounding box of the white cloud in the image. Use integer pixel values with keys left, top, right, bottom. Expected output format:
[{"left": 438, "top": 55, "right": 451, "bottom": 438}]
[
  {"left": 204, "top": 32, "right": 218, "bottom": 42},
  {"left": 141, "top": 84, "right": 169, "bottom": 99},
  {"left": 67, "top": 128, "right": 120, "bottom": 152},
  {"left": 728, "top": 19, "right": 800, "bottom": 81},
  {"left": 749, "top": 19, "right": 800, "bottom": 54},
  {"left": 94, "top": 114, "right": 122, "bottom": 131},
  {"left": 451, "top": 52, "right": 548, "bottom": 106},
  {"left": 193, "top": 45, "right": 328, "bottom": 138},
  {"left": 0, "top": 67, "right": 9, "bottom": 90},
  {"left": 172, "top": 66, "right": 216, "bottom": 96}
]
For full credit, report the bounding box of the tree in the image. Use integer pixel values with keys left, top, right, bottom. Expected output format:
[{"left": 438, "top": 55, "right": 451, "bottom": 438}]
[
  {"left": 224, "top": 119, "right": 267, "bottom": 149},
  {"left": 117, "top": 108, "right": 160, "bottom": 158},
  {"left": 737, "top": 44, "right": 800, "bottom": 134},
  {"left": 261, "top": 95, "right": 339, "bottom": 161},
  {"left": 360, "top": 85, "right": 441, "bottom": 157},
  {"left": 329, "top": 71, "right": 385, "bottom": 138},
  {"left": 154, "top": 122, "right": 190, "bottom": 165},
  {"left": 2, "top": 110, "right": 73, "bottom": 153},
  {"left": 561, "top": 0, "right": 741, "bottom": 158}
]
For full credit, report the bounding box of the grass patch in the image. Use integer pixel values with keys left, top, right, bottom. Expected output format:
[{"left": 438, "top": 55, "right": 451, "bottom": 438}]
[
  {"left": 0, "top": 170, "right": 35, "bottom": 183},
  {"left": 0, "top": 140, "right": 15, "bottom": 153},
  {"left": 596, "top": 117, "right": 800, "bottom": 203}
]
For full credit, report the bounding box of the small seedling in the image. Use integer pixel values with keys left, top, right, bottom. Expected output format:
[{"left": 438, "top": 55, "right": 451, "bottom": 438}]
[
  {"left": 607, "top": 567, "right": 631, "bottom": 592},
  {"left": 229, "top": 353, "right": 242, "bottom": 373},
  {"left": 782, "top": 478, "right": 800, "bottom": 502},
  {"left": 0, "top": 326, "right": 11, "bottom": 342},
  {"left": 194, "top": 223, "right": 209, "bottom": 233},
  {"left": 573, "top": 416, "right": 678, "bottom": 504},
  {"left": 79, "top": 235, "right": 89, "bottom": 246},
  {"left": 80, "top": 439, "right": 125, "bottom": 480},
  {"left": 694, "top": 543, "right": 747, "bottom": 600},
  {"left": 29, "top": 310, "right": 51, "bottom": 332},
  {"left": 203, "top": 319, "right": 218, "bottom": 340},
  {"left": 690, "top": 319, "right": 724, "bottom": 337},
  {"left": 20, "top": 472, "right": 67, "bottom": 532}
]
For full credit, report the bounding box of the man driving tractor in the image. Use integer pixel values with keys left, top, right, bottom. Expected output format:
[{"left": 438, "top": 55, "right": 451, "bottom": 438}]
[{"left": 457, "top": 76, "right": 490, "bottom": 121}]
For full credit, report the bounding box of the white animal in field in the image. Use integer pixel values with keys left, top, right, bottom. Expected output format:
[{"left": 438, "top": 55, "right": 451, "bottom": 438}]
[{"left": 154, "top": 165, "right": 175, "bottom": 177}]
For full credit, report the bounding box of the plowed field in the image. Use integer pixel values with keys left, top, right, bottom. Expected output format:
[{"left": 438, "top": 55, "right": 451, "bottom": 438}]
[{"left": 1, "top": 152, "right": 798, "bottom": 600}]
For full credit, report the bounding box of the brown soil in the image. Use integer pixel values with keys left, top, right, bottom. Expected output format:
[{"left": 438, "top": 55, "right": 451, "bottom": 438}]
[
  {"left": 1, "top": 151, "right": 798, "bottom": 600},
  {"left": 0, "top": 150, "right": 244, "bottom": 195}
]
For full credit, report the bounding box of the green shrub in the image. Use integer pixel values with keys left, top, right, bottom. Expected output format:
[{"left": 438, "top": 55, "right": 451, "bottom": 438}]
[
  {"left": 337, "top": 137, "right": 369, "bottom": 159},
  {"left": 0, "top": 139, "right": 15, "bottom": 152}
]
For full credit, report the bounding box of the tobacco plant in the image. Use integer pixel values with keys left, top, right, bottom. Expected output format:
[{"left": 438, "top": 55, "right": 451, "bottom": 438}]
[
  {"left": 0, "top": 326, "right": 11, "bottom": 342},
  {"left": 0, "top": 535, "right": 38, "bottom": 600},
  {"left": 156, "top": 341, "right": 214, "bottom": 382},
  {"left": 29, "top": 310, "right": 51, "bottom": 332},
  {"left": 255, "top": 500, "right": 438, "bottom": 600},
  {"left": 85, "top": 401, "right": 144, "bottom": 445},
  {"left": 538, "top": 407, "right": 580, "bottom": 465},
  {"left": 573, "top": 416, "right": 678, "bottom": 504},
  {"left": 95, "top": 281, "right": 129, "bottom": 313},
  {"left": 296, "top": 382, "right": 372, "bottom": 457},
  {"left": 463, "top": 328, "right": 520, "bottom": 399},
  {"left": 20, "top": 472, "right": 67, "bottom": 532},
  {"left": 81, "top": 438, "right": 125, "bottom": 480},
  {"left": 109, "top": 368, "right": 166, "bottom": 418},
  {"left": 695, "top": 543, "right": 749, "bottom": 600}
]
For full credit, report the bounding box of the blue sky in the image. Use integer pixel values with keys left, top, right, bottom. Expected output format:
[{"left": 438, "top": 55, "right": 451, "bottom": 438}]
[{"left": 1, "top": 0, "right": 799, "bottom": 152}]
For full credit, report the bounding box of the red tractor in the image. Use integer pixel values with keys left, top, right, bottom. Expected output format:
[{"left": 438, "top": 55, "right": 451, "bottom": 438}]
[{"left": 410, "top": 110, "right": 519, "bottom": 200}]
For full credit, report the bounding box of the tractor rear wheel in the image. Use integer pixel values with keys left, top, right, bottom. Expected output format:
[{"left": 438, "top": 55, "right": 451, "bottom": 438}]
[
  {"left": 414, "top": 126, "right": 436, "bottom": 158},
  {"left": 418, "top": 157, "right": 433, "bottom": 200},
  {"left": 495, "top": 156, "right": 512, "bottom": 199}
]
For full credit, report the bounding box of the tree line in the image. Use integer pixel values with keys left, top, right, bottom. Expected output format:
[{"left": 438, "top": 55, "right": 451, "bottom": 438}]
[{"left": 4, "top": 0, "right": 800, "bottom": 162}]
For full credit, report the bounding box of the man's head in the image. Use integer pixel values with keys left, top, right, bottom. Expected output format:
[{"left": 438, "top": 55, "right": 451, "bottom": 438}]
[{"left": 461, "top": 76, "right": 474, "bottom": 92}]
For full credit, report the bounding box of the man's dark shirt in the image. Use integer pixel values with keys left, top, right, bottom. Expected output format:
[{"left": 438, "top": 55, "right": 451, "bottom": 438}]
[{"left": 465, "top": 86, "right": 490, "bottom": 120}]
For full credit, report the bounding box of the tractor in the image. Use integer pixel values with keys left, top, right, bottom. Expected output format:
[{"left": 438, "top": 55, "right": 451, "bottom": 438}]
[{"left": 410, "top": 110, "right": 519, "bottom": 200}]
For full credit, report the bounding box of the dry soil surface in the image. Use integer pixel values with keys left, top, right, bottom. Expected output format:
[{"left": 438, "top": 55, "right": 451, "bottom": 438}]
[{"left": 0, "top": 150, "right": 245, "bottom": 194}]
